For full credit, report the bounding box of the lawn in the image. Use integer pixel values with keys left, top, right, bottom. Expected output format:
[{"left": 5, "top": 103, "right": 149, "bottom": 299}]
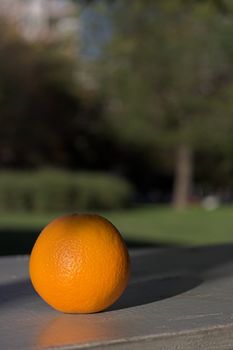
[
  {"left": 0, "top": 205, "right": 232, "bottom": 252},
  {"left": 106, "top": 205, "right": 233, "bottom": 245}
]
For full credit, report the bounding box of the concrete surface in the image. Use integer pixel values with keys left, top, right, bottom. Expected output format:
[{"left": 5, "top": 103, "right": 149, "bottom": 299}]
[{"left": 1, "top": 245, "right": 233, "bottom": 349}]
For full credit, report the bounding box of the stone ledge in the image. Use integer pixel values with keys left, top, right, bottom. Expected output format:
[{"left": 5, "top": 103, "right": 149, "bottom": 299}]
[{"left": 1, "top": 244, "right": 233, "bottom": 349}]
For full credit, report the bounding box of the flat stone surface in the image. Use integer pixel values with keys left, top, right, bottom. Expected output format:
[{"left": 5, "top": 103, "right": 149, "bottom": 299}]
[{"left": 1, "top": 245, "right": 233, "bottom": 349}]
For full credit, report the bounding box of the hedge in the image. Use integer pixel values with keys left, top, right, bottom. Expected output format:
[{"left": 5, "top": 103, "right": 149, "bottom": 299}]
[{"left": 0, "top": 170, "right": 134, "bottom": 213}]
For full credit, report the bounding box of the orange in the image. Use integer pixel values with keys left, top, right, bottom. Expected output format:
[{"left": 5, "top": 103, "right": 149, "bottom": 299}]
[{"left": 29, "top": 213, "right": 130, "bottom": 313}]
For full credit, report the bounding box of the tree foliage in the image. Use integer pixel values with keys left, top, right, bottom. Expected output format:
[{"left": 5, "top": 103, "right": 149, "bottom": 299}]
[
  {"left": 0, "top": 18, "right": 80, "bottom": 167},
  {"left": 0, "top": 16, "right": 114, "bottom": 170},
  {"left": 103, "top": 1, "right": 232, "bottom": 146},
  {"left": 100, "top": 0, "right": 233, "bottom": 206}
]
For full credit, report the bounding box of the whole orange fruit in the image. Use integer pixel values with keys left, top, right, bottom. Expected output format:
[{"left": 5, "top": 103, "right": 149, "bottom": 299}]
[{"left": 29, "top": 213, "right": 130, "bottom": 313}]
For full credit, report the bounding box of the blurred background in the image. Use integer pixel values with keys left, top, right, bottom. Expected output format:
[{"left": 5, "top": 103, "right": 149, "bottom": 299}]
[{"left": 0, "top": 0, "right": 232, "bottom": 254}]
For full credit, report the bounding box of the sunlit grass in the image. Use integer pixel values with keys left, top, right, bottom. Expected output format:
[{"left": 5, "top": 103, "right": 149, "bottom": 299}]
[
  {"left": 0, "top": 205, "right": 232, "bottom": 246},
  {"left": 105, "top": 205, "right": 233, "bottom": 245}
]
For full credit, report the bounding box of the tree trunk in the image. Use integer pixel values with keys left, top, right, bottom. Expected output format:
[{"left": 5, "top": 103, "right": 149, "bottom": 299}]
[{"left": 172, "top": 144, "right": 193, "bottom": 210}]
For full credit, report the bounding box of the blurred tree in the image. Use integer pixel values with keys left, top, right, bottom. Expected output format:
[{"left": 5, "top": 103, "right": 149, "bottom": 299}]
[
  {"left": 0, "top": 17, "right": 80, "bottom": 167},
  {"left": 0, "top": 15, "right": 114, "bottom": 171},
  {"left": 100, "top": 0, "right": 233, "bottom": 209},
  {"left": 0, "top": 15, "right": 124, "bottom": 172}
]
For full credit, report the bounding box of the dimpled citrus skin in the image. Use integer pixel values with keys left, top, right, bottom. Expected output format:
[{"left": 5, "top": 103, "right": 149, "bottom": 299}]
[{"left": 29, "top": 214, "right": 130, "bottom": 313}]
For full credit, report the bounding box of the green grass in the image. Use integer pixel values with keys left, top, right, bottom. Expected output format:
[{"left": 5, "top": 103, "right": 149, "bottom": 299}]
[
  {"left": 106, "top": 205, "right": 233, "bottom": 245},
  {"left": 0, "top": 205, "right": 232, "bottom": 246}
]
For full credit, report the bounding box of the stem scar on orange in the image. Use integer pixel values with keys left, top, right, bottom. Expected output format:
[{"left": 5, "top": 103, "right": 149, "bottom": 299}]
[{"left": 29, "top": 213, "right": 130, "bottom": 313}]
